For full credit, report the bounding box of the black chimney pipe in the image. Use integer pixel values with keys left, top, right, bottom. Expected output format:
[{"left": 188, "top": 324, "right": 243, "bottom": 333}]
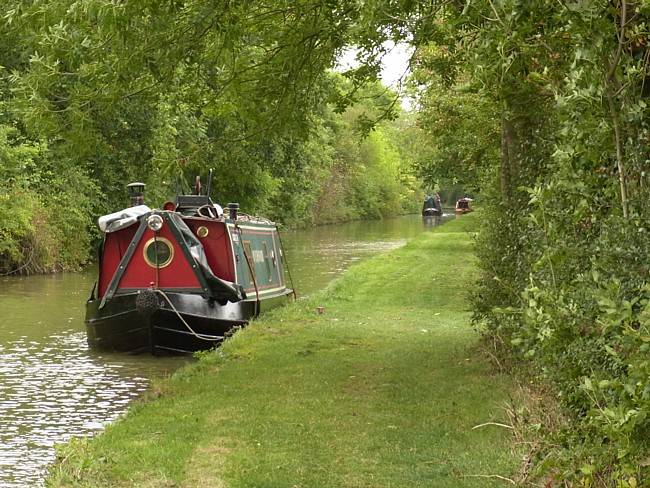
[
  {"left": 127, "top": 182, "right": 145, "bottom": 207},
  {"left": 227, "top": 202, "right": 239, "bottom": 220}
]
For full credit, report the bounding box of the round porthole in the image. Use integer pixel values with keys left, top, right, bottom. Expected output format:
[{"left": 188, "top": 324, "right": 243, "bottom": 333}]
[
  {"left": 197, "top": 226, "right": 209, "bottom": 238},
  {"left": 143, "top": 237, "right": 174, "bottom": 268}
]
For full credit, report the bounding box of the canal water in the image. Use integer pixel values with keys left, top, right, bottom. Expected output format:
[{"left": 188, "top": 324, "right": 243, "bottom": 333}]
[{"left": 0, "top": 213, "right": 450, "bottom": 487}]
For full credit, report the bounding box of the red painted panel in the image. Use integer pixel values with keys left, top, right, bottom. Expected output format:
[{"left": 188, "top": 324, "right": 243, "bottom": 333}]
[
  {"left": 183, "top": 218, "right": 235, "bottom": 282},
  {"left": 98, "top": 226, "right": 137, "bottom": 297},
  {"left": 118, "top": 223, "right": 201, "bottom": 290}
]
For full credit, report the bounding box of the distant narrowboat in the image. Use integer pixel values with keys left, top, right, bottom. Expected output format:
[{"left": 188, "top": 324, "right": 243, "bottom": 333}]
[
  {"left": 85, "top": 179, "right": 294, "bottom": 354},
  {"left": 455, "top": 197, "right": 473, "bottom": 215},
  {"left": 422, "top": 193, "right": 442, "bottom": 217}
]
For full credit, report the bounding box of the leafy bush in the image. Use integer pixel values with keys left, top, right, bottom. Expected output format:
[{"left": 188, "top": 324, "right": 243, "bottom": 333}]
[
  {"left": 475, "top": 177, "right": 650, "bottom": 484},
  {"left": 0, "top": 124, "right": 96, "bottom": 273}
]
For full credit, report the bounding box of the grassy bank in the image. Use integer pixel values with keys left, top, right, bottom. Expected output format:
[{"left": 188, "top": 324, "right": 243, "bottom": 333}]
[{"left": 48, "top": 212, "right": 519, "bottom": 487}]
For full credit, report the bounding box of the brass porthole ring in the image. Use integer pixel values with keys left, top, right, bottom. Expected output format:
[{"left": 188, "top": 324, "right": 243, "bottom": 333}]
[
  {"left": 143, "top": 237, "right": 174, "bottom": 269},
  {"left": 197, "top": 226, "right": 209, "bottom": 238}
]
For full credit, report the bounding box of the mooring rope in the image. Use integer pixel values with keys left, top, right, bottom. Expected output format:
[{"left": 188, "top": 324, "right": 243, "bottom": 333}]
[{"left": 153, "top": 289, "right": 224, "bottom": 342}]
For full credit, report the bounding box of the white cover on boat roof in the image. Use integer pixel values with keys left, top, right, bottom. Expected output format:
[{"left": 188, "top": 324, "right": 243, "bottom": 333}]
[{"left": 98, "top": 205, "right": 151, "bottom": 233}]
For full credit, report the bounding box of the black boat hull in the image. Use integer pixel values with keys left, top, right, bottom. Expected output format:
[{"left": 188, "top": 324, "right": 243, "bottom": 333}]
[{"left": 85, "top": 290, "right": 293, "bottom": 354}]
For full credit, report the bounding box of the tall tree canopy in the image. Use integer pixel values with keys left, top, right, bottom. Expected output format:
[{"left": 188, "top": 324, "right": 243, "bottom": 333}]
[{"left": 0, "top": 0, "right": 425, "bottom": 273}]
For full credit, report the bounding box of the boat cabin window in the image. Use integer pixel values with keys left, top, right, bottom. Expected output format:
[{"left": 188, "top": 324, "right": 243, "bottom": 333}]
[
  {"left": 263, "top": 242, "right": 273, "bottom": 282},
  {"left": 243, "top": 241, "right": 256, "bottom": 282}
]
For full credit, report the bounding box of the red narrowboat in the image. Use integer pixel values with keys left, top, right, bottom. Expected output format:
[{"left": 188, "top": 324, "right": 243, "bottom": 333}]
[
  {"left": 85, "top": 181, "right": 294, "bottom": 354},
  {"left": 455, "top": 197, "right": 473, "bottom": 215}
]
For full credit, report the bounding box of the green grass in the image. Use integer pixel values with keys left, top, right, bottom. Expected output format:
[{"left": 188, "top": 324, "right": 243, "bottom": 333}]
[{"left": 48, "top": 212, "right": 519, "bottom": 487}]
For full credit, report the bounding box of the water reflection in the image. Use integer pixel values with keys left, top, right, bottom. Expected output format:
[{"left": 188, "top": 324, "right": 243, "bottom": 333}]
[
  {"left": 0, "top": 213, "right": 450, "bottom": 486},
  {"left": 422, "top": 215, "right": 442, "bottom": 228},
  {"left": 0, "top": 273, "right": 186, "bottom": 487},
  {"left": 0, "top": 332, "right": 187, "bottom": 487}
]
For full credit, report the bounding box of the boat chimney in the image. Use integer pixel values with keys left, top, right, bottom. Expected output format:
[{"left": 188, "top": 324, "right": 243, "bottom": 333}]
[
  {"left": 127, "top": 182, "right": 146, "bottom": 207},
  {"left": 227, "top": 202, "right": 239, "bottom": 220}
]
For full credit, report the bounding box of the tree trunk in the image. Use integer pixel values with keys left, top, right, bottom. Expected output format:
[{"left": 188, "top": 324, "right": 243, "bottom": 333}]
[
  {"left": 607, "top": 91, "right": 629, "bottom": 218},
  {"left": 605, "top": 0, "right": 629, "bottom": 218},
  {"left": 500, "top": 113, "right": 515, "bottom": 204}
]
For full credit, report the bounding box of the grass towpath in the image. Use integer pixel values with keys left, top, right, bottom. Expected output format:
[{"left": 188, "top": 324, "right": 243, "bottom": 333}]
[{"left": 49, "top": 212, "right": 518, "bottom": 487}]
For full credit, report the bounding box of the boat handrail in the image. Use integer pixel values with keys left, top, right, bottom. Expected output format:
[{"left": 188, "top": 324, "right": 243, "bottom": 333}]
[{"left": 234, "top": 213, "right": 274, "bottom": 225}]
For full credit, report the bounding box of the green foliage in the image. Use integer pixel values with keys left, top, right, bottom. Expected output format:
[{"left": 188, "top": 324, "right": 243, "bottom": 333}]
[
  {"left": 0, "top": 122, "right": 96, "bottom": 273},
  {"left": 10, "top": 0, "right": 650, "bottom": 481},
  {"left": 446, "top": 1, "right": 650, "bottom": 484},
  {"left": 6, "top": 3, "right": 650, "bottom": 482},
  {"left": 410, "top": 48, "right": 501, "bottom": 193},
  {"left": 0, "top": 2, "right": 426, "bottom": 274}
]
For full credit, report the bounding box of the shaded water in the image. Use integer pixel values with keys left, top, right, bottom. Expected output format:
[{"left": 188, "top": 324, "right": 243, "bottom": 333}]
[{"left": 0, "top": 212, "right": 450, "bottom": 486}]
